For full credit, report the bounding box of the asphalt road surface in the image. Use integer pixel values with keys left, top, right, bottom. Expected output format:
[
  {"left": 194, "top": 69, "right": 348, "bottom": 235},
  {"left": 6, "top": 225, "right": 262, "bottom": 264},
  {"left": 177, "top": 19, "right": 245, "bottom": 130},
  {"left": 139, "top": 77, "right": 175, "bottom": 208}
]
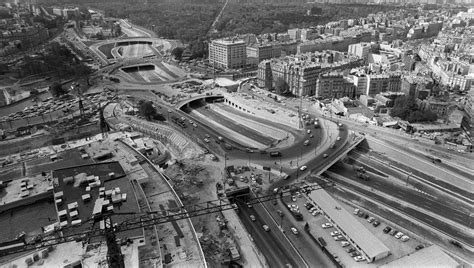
[
  {"left": 194, "top": 105, "right": 276, "bottom": 146},
  {"left": 236, "top": 198, "right": 304, "bottom": 267}
]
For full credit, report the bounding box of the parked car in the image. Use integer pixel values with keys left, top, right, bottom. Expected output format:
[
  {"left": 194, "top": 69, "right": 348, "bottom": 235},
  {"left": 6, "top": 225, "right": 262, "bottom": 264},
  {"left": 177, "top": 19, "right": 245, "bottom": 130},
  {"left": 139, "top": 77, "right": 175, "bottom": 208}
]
[
  {"left": 346, "top": 247, "right": 355, "bottom": 253},
  {"left": 389, "top": 229, "right": 398, "bottom": 236},
  {"left": 401, "top": 235, "right": 410, "bottom": 242},
  {"left": 383, "top": 226, "right": 392, "bottom": 233},
  {"left": 323, "top": 154, "right": 328, "bottom": 158},
  {"left": 373, "top": 221, "right": 381, "bottom": 227},
  {"left": 312, "top": 210, "right": 320, "bottom": 216},
  {"left": 367, "top": 217, "right": 375, "bottom": 223},
  {"left": 353, "top": 208, "right": 360, "bottom": 215},
  {"left": 334, "top": 235, "right": 345, "bottom": 241},
  {"left": 395, "top": 232, "right": 404, "bottom": 239},
  {"left": 321, "top": 223, "right": 333, "bottom": 229},
  {"left": 353, "top": 256, "right": 365, "bottom": 262},
  {"left": 330, "top": 231, "right": 341, "bottom": 237},
  {"left": 291, "top": 196, "right": 297, "bottom": 202},
  {"left": 350, "top": 251, "right": 360, "bottom": 257},
  {"left": 341, "top": 241, "right": 350, "bottom": 247}
]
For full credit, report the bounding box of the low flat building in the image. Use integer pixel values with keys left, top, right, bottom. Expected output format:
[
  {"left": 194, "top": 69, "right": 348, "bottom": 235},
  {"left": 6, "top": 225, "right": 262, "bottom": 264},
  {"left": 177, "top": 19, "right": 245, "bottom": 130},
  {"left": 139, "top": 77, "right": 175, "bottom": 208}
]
[
  {"left": 380, "top": 245, "right": 460, "bottom": 268},
  {"left": 308, "top": 189, "right": 390, "bottom": 263}
]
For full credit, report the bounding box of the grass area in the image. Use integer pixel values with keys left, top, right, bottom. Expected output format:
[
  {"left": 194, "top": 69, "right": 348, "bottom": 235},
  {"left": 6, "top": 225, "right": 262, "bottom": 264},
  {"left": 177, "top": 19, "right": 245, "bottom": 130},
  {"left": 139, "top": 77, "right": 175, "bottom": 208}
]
[{"left": 97, "top": 42, "right": 115, "bottom": 59}]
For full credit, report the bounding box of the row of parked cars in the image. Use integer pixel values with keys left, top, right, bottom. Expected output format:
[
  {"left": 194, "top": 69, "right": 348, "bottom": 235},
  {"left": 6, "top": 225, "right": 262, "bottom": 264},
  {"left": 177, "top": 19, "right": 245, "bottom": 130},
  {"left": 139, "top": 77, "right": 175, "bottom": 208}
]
[
  {"left": 355, "top": 208, "right": 410, "bottom": 242},
  {"left": 321, "top": 222, "right": 366, "bottom": 262}
]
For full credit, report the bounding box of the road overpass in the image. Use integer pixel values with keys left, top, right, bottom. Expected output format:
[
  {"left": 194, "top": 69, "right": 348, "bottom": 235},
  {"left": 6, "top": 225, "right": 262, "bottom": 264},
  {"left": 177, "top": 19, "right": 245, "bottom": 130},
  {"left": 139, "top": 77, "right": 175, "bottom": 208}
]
[
  {"left": 314, "top": 133, "right": 366, "bottom": 176},
  {"left": 175, "top": 95, "right": 225, "bottom": 110}
]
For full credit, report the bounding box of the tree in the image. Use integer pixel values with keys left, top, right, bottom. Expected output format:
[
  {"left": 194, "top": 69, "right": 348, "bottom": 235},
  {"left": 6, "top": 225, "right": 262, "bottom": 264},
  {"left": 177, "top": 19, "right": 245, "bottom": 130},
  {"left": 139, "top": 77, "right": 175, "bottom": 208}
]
[
  {"left": 138, "top": 100, "right": 157, "bottom": 120},
  {"left": 49, "top": 82, "right": 68, "bottom": 97},
  {"left": 171, "top": 47, "right": 184, "bottom": 60}
]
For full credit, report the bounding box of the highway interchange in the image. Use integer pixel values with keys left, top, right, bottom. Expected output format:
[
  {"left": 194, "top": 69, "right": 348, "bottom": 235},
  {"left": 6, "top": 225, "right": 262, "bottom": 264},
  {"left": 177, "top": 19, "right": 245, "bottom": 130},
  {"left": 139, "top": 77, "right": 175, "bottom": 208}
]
[{"left": 90, "top": 21, "right": 474, "bottom": 266}]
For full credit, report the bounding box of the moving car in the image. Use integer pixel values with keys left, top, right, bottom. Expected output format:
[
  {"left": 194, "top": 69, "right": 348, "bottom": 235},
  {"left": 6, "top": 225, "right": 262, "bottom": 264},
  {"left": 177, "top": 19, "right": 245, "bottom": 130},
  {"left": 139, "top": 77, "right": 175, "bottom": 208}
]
[
  {"left": 415, "top": 245, "right": 425, "bottom": 250},
  {"left": 262, "top": 225, "right": 270, "bottom": 232},
  {"left": 250, "top": 215, "right": 256, "bottom": 221},
  {"left": 291, "top": 227, "right": 299, "bottom": 235},
  {"left": 323, "top": 154, "right": 328, "bottom": 158},
  {"left": 336, "top": 136, "right": 341, "bottom": 141},
  {"left": 300, "top": 165, "right": 307, "bottom": 171},
  {"left": 304, "top": 140, "right": 310, "bottom": 146}
]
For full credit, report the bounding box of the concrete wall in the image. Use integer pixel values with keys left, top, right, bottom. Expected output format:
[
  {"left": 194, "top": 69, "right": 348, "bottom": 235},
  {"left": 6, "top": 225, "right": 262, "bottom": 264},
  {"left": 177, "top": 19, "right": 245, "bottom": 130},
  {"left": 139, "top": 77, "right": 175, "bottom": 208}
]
[
  {"left": 0, "top": 191, "right": 53, "bottom": 214},
  {"left": 223, "top": 93, "right": 300, "bottom": 129}
]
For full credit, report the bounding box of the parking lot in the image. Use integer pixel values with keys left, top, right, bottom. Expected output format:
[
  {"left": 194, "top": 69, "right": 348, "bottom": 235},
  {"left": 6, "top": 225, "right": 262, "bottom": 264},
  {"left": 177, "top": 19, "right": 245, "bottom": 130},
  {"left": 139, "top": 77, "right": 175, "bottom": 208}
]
[
  {"left": 279, "top": 192, "right": 425, "bottom": 267},
  {"left": 0, "top": 90, "right": 115, "bottom": 130}
]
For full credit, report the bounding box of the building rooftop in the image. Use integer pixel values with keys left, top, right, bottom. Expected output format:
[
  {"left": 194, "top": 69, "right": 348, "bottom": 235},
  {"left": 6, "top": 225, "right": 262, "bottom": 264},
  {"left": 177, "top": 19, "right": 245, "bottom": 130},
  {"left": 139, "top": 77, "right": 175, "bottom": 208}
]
[
  {"left": 2, "top": 240, "right": 140, "bottom": 268},
  {"left": 0, "top": 174, "right": 53, "bottom": 206},
  {"left": 52, "top": 161, "right": 142, "bottom": 241},
  {"left": 380, "top": 245, "right": 460, "bottom": 268},
  {"left": 212, "top": 39, "right": 246, "bottom": 45},
  {"left": 308, "top": 189, "right": 390, "bottom": 260}
]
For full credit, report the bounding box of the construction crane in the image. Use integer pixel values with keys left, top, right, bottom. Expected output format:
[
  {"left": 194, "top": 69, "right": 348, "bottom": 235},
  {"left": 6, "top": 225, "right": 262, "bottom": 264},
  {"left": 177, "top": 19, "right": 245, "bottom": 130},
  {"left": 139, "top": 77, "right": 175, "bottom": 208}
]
[{"left": 0, "top": 181, "right": 334, "bottom": 264}]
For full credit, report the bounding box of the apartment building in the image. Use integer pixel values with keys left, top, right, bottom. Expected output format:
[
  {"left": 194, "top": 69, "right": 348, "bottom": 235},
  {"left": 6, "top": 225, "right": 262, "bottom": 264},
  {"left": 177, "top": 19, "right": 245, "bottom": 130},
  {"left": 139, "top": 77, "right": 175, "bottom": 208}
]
[{"left": 209, "top": 39, "right": 246, "bottom": 69}]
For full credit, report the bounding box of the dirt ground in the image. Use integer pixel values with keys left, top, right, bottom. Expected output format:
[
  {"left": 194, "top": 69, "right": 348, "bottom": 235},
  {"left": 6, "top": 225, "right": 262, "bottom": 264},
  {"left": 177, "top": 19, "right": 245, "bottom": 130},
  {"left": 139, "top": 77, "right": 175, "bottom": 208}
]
[{"left": 164, "top": 158, "right": 241, "bottom": 267}]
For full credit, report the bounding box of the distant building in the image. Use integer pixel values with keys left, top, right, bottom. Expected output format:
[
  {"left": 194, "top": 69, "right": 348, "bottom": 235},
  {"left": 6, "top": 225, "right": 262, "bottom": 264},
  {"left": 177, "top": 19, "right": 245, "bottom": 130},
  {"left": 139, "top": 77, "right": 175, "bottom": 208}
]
[
  {"left": 288, "top": 28, "right": 301, "bottom": 41},
  {"left": 348, "top": 42, "right": 374, "bottom": 59},
  {"left": 209, "top": 39, "right": 246, "bottom": 69},
  {"left": 315, "top": 72, "right": 357, "bottom": 99},
  {"left": 246, "top": 43, "right": 282, "bottom": 67},
  {"left": 365, "top": 73, "right": 401, "bottom": 96},
  {"left": 257, "top": 51, "right": 363, "bottom": 96},
  {"left": 418, "top": 97, "right": 452, "bottom": 117},
  {"left": 401, "top": 75, "right": 434, "bottom": 99}
]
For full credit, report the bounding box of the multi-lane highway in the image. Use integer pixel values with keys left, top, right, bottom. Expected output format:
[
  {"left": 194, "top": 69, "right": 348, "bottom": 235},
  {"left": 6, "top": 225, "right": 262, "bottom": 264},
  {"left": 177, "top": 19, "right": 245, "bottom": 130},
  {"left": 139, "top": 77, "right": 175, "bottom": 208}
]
[{"left": 236, "top": 196, "right": 305, "bottom": 267}]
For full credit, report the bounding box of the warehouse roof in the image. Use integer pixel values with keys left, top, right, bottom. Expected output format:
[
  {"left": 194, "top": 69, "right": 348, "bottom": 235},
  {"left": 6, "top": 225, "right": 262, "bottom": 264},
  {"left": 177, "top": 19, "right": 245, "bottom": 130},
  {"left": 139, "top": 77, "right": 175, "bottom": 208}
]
[
  {"left": 380, "top": 245, "right": 460, "bottom": 268},
  {"left": 308, "top": 189, "right": 390, "bottom": 260}
]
